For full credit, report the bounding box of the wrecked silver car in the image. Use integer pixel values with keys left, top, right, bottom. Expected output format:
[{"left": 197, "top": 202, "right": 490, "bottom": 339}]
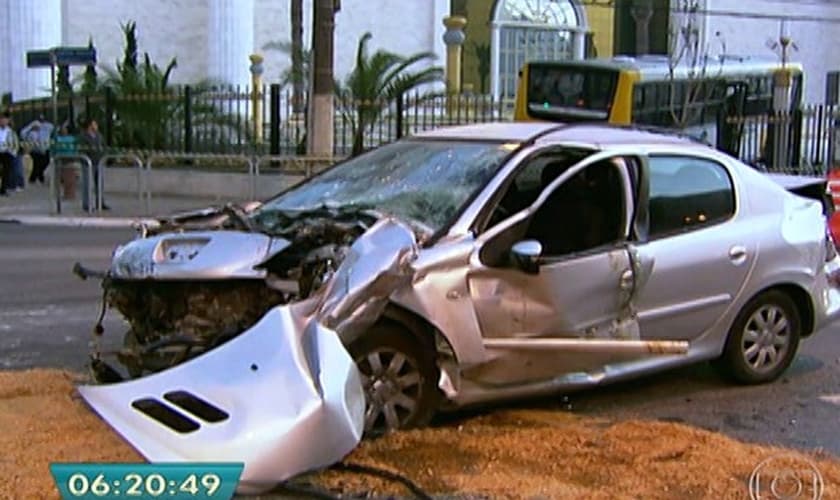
[{"left": 78, "top": 122, "right": 840, "bottom": 440}]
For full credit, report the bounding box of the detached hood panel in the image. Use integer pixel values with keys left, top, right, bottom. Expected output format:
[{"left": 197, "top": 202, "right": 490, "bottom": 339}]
[{"left": 79, "top": 218, "right": 420, "bottom": 493}]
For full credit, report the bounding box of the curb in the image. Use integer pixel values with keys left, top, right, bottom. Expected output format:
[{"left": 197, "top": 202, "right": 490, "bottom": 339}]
[{"left": 0, "top": 214, "right": 160, "bottom": 229}]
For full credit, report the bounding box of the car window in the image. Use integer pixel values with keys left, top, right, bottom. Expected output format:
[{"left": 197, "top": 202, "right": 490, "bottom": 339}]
[
  {"left": 525, "top": 159, "right": 627, "bottom": 256},
  {"left": 647, "top": 155, "right": 735, "bottom": 237},
  {"left": 485, "top": 149, "right": 592, "bottom": 229},
  {"left": 478, "top": 158, "right": 629, "bottom": 266}
]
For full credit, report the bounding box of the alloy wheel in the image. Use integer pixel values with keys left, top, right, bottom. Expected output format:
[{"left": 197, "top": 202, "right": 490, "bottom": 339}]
[
  {"left": 356, "top": 347, "right": 424, "bottom": 432},
  {"left": 740, "top": 304, "right": 792, "bottom": 374}
]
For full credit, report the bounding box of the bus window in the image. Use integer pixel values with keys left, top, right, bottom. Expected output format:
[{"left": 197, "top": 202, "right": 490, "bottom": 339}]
[{"left": 525, "top": 63, "right": 619, "bottom": 121}]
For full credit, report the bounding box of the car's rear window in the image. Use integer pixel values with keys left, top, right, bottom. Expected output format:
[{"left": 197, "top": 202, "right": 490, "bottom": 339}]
[{"left": 647, "top": 156, "right": 735, "bottom": 237}]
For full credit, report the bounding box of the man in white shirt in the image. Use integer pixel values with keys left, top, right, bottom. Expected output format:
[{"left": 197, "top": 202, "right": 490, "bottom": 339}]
[
  {"left": 21, "top": 116, "right": 54, "bottom": 184},
  {"left": 0, "top": 111, "right": 20, "bottom": 196}
]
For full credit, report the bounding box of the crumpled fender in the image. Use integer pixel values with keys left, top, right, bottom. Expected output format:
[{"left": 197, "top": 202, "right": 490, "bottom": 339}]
[{"left": 78, "top": 218, "right": 419, "bottom": 493}]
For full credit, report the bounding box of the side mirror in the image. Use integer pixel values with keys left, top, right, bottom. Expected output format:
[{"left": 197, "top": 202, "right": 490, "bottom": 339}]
[{"left": 510, "top": 240, "right": 542, "bottom": 274}]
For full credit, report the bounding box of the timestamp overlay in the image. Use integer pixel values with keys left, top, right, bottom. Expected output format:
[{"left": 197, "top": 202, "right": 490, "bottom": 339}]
[{"left": 49, "top": 463, "right": 244, "bottom": 500}]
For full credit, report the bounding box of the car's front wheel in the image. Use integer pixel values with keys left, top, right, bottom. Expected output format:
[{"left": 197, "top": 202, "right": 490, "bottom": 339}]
[
  {"left": 348, "top": 321, "right": 439, "bottom": 434},
  {"left": 720, "top": 290, "right": 801, "bottom": 384}
]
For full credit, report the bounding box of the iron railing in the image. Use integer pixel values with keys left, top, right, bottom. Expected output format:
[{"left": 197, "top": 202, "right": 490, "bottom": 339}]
[{"left": 5, "top": 87, "right": 515, "bottom": 157}]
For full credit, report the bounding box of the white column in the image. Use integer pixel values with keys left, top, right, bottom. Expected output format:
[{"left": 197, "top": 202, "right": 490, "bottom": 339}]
[
  {"left": 431, "top": 0, "right": 449, "bottom": 68},
  {"left": 572, "top": 30, "right": 586, "bottom": 59},
  {"left": 490, "top": 22, "right": 501, "bottom": 99},
  {"left": 7, "top": 0, "right": 62, "bottom": 101},
  {"left": 0, "top": 3, "right": 10, "bottom": 97},
  {"left": 208, "top": 0, "right": 254, "bottom": 88}
]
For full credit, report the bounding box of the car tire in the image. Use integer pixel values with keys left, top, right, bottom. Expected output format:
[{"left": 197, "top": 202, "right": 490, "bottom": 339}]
[
  {"left": 348, "top": 321, "right": 440, "bottom": 434},
  {"left": 720, "top": 290, "right": 801, "bottom": 384}
]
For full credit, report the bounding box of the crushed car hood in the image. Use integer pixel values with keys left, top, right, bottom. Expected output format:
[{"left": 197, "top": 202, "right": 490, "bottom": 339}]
[
  {"left": 78, "top": 218, "right": 419, "bottom": 494},
  {"left": 109, "top": 230, "right": 291, "bottom": 280}
]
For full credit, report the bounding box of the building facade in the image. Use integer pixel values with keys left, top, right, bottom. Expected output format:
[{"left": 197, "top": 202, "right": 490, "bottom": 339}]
[
  {"left": 455, "top": 0, "right": 840, "bottom": 103},
  {"left": 0, "top": 0, "right": 449, "bottom": 101}
]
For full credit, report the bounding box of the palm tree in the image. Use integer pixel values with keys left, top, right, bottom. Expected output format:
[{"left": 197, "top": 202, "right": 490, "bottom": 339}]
[
  {"left": 94, "top": 21, "right": 178, "bottom": 148},
  {"left": 261, "top": 43, "right": 312, "bottom": 102},
  {"left": 95, "top": 22, "right": 248, "bottom": 151},
  {"left": 337, "top": 32, "right": 444, "bottom": 156}
]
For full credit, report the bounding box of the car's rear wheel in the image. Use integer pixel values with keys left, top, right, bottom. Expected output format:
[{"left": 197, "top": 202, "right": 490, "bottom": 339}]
[
  {"left": 348, "top": 322, "right": 439, "bottom": 434},
  {"left": 720, "top": 290, "right": 801, "bottom": 384}
]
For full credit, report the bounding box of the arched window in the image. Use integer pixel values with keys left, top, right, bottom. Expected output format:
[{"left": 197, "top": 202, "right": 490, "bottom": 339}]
[{"left": 491, "top": 0, "right": 588, "bottom": 100}]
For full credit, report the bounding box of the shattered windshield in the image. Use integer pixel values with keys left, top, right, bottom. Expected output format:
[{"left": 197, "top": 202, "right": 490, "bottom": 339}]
[{"left": 252, "top": 140, "right": 516, "bottom": 233}]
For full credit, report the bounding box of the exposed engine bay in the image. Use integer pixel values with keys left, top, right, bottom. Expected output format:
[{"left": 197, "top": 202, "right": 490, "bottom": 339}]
[{"left": 77, "top": 203, "right": 384, "bottom": 381}]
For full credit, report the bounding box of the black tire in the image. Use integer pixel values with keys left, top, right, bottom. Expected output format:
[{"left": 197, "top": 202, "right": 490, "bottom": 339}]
[
  {"left": 720, "top": 290, "right": 801, "bottom": 384},
  {"left": 348, "top": 321, "right": 440, "bottom": 434}
]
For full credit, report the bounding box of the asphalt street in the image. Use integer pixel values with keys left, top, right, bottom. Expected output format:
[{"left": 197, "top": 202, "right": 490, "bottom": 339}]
[
  {"left": 0, "top": 224, "right": 131, "bottom": 371},
  {"left": 2, "top": 224, "right": 840, "bottom": 460}
]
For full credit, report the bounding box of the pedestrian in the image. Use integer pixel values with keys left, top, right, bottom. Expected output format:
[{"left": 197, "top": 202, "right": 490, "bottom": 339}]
[
  {"left": 53, "top": 123, "right": 79, "bottom": 200},
  {"left": 78, "top": 117, "right": 109, "bottom": 210},
  {"left": 0, "top": 111, "right": 20, "bottom": 197},
  {"left": 9, "top": 117, "right": 26, "bottom": 191},
  {"left": 22, "top": 115, "right": 54, "bottom": 185}
]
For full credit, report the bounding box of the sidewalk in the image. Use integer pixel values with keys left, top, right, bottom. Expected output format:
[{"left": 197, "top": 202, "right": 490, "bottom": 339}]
[{"left": 0, "top": 183, "right": 245, "bottom": 228}]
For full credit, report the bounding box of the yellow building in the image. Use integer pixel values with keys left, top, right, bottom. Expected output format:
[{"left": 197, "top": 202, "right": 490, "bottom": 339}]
[{"left": 453, "top": 0, "right": 669, "bottom": 99}]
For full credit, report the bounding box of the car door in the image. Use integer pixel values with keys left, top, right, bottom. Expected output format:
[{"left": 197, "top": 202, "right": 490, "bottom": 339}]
[
  {"left": 631, "top": 153, "right": 757, "bottom": 341},
  {"left": 463, "top": 151, "right": 657, "bottom": 384}
]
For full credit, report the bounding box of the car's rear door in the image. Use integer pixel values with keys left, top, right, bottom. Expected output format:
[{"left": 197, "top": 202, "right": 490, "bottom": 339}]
[{"left": 631, "top": 153, "right": 757, "bottom": 341}]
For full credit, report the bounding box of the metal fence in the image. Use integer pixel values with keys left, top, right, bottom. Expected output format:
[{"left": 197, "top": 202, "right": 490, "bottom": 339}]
[
  {"left": 4, "top": 86, "right": 515, "bottom": 158},
  {"left": 14, "top": 85, "right": 840, "bottom": 176},
  {"left": 725, "top": 104, "right": 840, "bottom": 175}
]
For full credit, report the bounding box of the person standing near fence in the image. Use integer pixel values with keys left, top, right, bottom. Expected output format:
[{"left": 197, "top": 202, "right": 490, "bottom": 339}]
[
  {"left": 79, "top": 117, "right": 109, "bottom": 210},
  {"left": 9, "top": 116, "right": 26, "bottom": 191},
  {"left": 0, "top": 111, "right": 20, "bottom": 197},
  {"left": 22, "top": 115, "right": 54, "bottom": 185},
  {"left": 53, "top": 123, "right": 79, "bottom": 200}
]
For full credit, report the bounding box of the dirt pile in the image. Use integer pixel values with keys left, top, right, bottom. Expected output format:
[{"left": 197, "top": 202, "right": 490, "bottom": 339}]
[{"left": 1, "top": 369, "right": 838, "bottom": 499}]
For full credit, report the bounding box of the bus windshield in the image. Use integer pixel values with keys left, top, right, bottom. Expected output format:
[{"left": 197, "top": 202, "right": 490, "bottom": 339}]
[{"left": 526, "top": 63, "right": 619, "bottom": 121}]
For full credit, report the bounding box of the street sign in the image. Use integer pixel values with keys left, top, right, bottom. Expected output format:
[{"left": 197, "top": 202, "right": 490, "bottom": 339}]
[
  {"left": 54, "top": 46, "right": 96, "bottom": 66},
  {"left": 26, "top": 50, "right": 53, "bottom": 68},
  {"left": 25, "top": 46, "right": 96, "bottom": 68}
]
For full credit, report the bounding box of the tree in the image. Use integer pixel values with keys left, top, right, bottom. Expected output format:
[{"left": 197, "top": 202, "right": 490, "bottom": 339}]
[
  {"left": 308, "top": 0, "right": 338, "bottom": 156},
  {"left": 337, "top": 32, "right": 444, "bottom": 156},
  {"left": 263, "top": 0, "right": 307, "bottom": 113},
  {"left": 471, "top": 42, "right": 490, "bottom": 94},
  {"left": 81, "top": 38, "right": 99, "bottom": 95},
  {"left": 290, "top": 0, "right": 305, "bottom": 113},
  {"left": 56, "top": 65, "right": 72, "bottom": 99},
  {"left": 666, "top": 0, "right": 723, "bottom": 132},
  {"left": 96, "top": 22, "right": 178, "bottom": 147},
  {"left": 95, "top": 21, "right": 245, "bottom": 150},
  {"left": 261, "top": 42, "right": 311, "bottom": 100}
]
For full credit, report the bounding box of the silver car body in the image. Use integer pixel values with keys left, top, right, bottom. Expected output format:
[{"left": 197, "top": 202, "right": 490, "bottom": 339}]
[{"left": 80, "top": 122, "right": 840, "bottom": 490}]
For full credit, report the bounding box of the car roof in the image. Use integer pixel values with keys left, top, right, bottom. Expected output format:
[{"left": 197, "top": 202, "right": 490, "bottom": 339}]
[
  {"left": 411, "top": 122, "right": 559, "bottom": 142},
  {"left": 539, "top": 124, "right": 703, "bottom": 148},
  {"left": 411, "top": 121, "right": 705, "bottom": 149}
]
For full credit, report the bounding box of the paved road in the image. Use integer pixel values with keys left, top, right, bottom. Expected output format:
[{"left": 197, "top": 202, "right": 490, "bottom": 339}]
[
  {"left": 2, "top": 224, "right": 840, "bottom": 459},
  {"left": 0, "top": 224, "right": 131, "bottom": 371}
]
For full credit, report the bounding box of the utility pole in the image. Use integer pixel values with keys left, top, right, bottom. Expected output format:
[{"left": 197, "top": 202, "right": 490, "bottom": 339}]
[
  {"left": 308, "top": 0, "right": 339, "bottom": 156},
  {"left": 772, "top": 20, "right": 794, "bottom": 170}
]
